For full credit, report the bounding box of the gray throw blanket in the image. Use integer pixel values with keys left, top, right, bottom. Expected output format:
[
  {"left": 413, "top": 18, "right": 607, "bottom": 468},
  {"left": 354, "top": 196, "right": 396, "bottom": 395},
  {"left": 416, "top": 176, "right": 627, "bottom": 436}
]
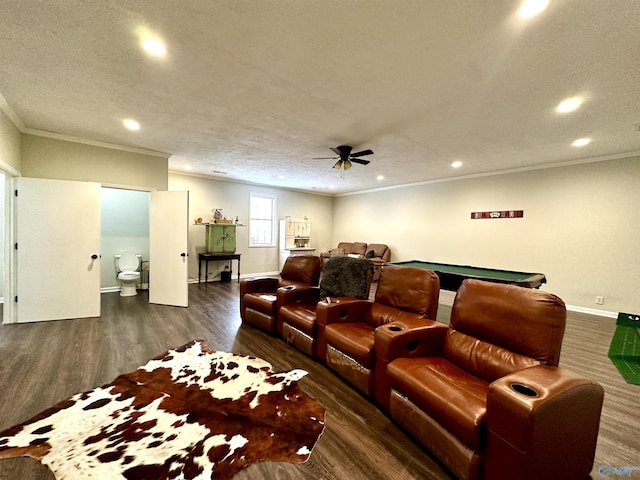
[{"left": 319, "top": 256, "right": 373, "bottom": 299}]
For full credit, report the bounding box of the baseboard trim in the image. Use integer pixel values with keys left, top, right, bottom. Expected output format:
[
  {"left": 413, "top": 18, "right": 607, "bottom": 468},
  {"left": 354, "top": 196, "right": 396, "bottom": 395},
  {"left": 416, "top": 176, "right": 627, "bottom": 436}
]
[
  {"left": 100, "top": 287, "right": 121, "bottom": 293},
  {"left": 437, "top": 290, "right": 616, "bottom": 319},
  {"left": 565, "top": 305, "right": 617, "bottom": 319},
  {"left": 100, "top": 284, "right": 149, "bottom": 294}
]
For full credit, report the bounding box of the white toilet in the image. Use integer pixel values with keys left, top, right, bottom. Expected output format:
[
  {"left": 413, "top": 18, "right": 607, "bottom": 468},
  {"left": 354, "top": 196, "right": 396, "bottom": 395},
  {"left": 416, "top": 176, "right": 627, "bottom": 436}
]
[{"left": 115, "top": 252, "right": 141, "bottom": 297}]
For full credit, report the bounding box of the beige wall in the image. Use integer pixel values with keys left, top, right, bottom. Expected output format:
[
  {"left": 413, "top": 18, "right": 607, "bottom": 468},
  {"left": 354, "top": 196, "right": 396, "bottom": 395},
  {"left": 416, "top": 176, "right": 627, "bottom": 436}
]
[
  {"left": 0, "top": 109, "right": 21, "bottom": 173},
  {"left": 169, "top": 173, "right": 334, "bottom": 281},
  {"left": 21, "top": 134, "right": 168, "bottom": 191},
  {"left": 333, "top": 157, "right": 640, "bottom": 314}
]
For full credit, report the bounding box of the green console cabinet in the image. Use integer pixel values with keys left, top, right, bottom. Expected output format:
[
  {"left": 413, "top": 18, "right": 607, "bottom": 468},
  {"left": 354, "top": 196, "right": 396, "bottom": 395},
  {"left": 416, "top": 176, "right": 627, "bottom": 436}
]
[{"left": 206, "top": 224, "right": 236, "bottom": 253}]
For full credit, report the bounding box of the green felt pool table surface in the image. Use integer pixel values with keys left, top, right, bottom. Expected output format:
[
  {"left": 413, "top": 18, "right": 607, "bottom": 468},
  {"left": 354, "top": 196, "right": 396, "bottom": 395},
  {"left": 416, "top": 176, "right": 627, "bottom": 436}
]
[{"left": 390, "top": 260, "right": 546, "bottom": 290}]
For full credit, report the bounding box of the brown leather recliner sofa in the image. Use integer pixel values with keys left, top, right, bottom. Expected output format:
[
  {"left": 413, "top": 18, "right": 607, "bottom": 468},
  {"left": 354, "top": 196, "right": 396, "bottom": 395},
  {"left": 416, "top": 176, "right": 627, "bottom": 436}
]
[
  {"left": 320, "top": 242, "right": 391, "bottom": 280},
  {"left": 315, "top": 264, "right": 440, "bottom": 398},
  {"left": 365, "top": 243, "right": 391, "bottom": 280},
  {"left": 320, "top": 241, "right": 368, "bottom": 264},
  {"left": 239, "top": 255, "right": 322, "bottom": 335},
  {"left": 375, "top": 279, "right": 605, "bottom": 480}
]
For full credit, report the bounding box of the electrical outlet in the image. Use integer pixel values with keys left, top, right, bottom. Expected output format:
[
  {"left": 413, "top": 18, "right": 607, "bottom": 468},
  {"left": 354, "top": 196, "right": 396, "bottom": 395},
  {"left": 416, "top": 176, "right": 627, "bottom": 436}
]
[{"left": 595, "top": 296, "right": 604, "bottom": 305}]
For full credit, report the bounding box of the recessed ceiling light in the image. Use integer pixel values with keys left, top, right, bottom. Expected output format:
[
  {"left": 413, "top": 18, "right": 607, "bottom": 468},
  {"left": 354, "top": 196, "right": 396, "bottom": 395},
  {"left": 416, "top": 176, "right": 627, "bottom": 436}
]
[
  {"left": 451, "top": 161, "right": 463, "bottom": 168},
  {"left": 376, "top": 175, "right": 384, "bottom": 181},
  {"left": 572, "top": 138, "right": 591, "bottom": 147},
  {"left": 141, "top": 38, "right": 166, "bottom": 57},
  {"left": 184, "top": 165, "right": 193, "bottom": 171},
  {"left": 277, "top": 175, "right": 285, "bottom": 180},
  {"left": 123, "top": 119, "right": 140, "bottom": 131},
  {"left": 518, "top": 0, "right": 549, "bottom": 18},
  {"left": 556, "top": 97, "right": 583, "bottom": 113}
]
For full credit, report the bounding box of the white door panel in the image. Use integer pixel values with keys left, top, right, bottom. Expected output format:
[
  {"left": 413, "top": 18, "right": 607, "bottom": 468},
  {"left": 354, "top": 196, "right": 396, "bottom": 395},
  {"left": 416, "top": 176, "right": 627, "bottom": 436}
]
[
  {"left": 16, "top": 178, "right": 101, "bottom": 322},
  {"left": 149, "top": 191, "right": 189, "bottom": 307}
]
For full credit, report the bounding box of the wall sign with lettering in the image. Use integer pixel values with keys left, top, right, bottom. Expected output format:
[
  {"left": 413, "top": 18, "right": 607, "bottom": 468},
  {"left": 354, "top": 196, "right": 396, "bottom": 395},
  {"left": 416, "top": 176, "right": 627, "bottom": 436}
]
[{"left": 471, "top": 210, "right": 524, "bottom": 219}]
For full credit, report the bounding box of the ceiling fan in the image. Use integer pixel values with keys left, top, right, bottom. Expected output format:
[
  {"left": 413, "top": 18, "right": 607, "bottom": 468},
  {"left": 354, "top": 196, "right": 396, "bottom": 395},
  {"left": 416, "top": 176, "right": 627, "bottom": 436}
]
[{"left": 313, "top": 145, "right": 374, "bottom": 178}]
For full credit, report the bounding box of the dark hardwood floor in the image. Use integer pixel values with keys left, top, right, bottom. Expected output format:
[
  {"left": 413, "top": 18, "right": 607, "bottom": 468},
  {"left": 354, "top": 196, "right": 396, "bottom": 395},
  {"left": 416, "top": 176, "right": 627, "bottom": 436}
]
[{"left": 0, "top": 282, "right": 638, "bottom": 479}]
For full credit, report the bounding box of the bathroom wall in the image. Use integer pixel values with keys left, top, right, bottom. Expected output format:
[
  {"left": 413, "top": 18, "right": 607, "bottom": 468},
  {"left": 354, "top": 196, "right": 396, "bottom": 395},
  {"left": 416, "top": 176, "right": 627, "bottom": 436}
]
[{"left": 100, "top": 187, "right": 150, "bottom": 289}]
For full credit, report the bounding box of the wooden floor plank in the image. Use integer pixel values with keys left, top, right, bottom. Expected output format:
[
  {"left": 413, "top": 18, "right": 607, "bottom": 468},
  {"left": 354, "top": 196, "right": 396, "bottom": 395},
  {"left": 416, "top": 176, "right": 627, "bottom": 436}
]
[{"left": 0, "top": 282, "right": 638, "bottom": 479}]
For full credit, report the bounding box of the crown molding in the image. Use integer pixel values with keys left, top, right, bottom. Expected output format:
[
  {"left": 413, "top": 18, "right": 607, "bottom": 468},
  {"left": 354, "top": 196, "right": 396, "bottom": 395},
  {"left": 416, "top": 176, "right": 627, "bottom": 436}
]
[
  {"left": 23, "top": 128, "right": 169, "bottom": 158},
  {"left": 336, "top": 153, "right": 640, "bottom": 197}
]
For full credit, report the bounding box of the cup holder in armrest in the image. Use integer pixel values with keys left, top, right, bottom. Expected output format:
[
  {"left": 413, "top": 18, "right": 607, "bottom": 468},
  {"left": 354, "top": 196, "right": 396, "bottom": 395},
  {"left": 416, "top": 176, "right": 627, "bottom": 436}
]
[
  {"left": 388, "top": 325, "right": 403, "bottom": 332},
  {"left": 282, "top": 285, "right": 295, "bottom": 290},
  {"left": 510, "top": 383, "right": 539, "bottom": 397}
]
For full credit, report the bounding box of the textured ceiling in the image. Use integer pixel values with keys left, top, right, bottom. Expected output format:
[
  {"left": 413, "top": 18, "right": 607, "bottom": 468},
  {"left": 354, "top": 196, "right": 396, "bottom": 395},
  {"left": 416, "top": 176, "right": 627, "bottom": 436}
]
[{"left": 1, "top": 1, "right": 639, "bottom": 194}]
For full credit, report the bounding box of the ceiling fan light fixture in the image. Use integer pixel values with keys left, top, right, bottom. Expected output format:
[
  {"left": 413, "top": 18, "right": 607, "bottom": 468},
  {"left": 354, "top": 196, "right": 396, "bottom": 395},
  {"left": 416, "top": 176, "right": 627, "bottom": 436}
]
[
  {"left": 333, "top": 160, "right": 342, "bottom": 169},
  {"left": 344, "top": 160, "right": 352, "bottom": 170}
]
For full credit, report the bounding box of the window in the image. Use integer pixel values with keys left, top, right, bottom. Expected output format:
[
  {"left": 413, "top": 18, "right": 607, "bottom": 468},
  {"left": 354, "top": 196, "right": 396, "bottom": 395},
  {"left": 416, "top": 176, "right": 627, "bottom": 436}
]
[{"left": 249, "top": 193, "right": 276, "bottom": 247}]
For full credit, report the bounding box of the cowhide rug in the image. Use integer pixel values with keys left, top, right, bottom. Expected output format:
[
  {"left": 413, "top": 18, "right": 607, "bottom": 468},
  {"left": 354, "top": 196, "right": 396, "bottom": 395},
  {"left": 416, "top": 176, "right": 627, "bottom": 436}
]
[{"left": 0, "top": 340, "right": 325, "bottom": 479}]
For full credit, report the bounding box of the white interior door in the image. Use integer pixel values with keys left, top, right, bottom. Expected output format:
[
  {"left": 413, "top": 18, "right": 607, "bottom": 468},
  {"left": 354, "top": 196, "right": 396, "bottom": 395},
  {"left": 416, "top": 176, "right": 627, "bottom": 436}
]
[
  {"left": 149, "top": 190, "right": 189, "bottom": 307},
  {"left": 16, "top": 177, "right": 101, "bottom": 323}
]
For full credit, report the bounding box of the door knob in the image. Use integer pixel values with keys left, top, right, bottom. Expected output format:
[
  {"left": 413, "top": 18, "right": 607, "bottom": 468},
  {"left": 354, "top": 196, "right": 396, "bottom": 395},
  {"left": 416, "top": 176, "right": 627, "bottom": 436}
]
[
  {"left": 91, "top": 254, "right": 100, "bottom": 259},
  {"left": 180, "top": 252, "right": 188, "bottom": 257}
]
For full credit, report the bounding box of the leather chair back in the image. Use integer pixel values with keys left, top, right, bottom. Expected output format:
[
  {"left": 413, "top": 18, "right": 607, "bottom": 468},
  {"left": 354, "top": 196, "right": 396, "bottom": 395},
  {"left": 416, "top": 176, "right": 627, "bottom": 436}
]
[
  {"left": 365, "top": 244, "right": 391, "bottom": 261},
  {"left": 367, "top": 265, "right": 440, "bottom": 327},
  {"left": 350, "top": 242, "right": 368, "bottom": 256},
  {"left": 335, "top": 242, "right": 353, "bottom": 254},
  {"left": 279, "top": 255, "right": 323, "bottom": 287},
  {"left": 445, "top": 279, "right": 566, "bottom": 382}
]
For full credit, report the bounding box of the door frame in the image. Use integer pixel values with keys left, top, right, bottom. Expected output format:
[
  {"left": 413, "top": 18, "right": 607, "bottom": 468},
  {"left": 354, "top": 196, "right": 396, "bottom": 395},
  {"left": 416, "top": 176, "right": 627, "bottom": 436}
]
[
  {"left": 2, "top": 180, "right": 155, "bottom": 325},
  {"left": 2, "top": 161, "right": 19, "bottom": 324}
]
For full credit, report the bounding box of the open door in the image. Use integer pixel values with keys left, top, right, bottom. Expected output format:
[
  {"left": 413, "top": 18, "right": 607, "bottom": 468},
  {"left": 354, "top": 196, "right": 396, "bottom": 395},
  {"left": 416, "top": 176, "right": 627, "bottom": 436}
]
[
  {"left": 149, "top": 190, "right": 189, "bottom": 307},
  {"left": 15, "top": 177, "right": 101, "bottom": 323}
]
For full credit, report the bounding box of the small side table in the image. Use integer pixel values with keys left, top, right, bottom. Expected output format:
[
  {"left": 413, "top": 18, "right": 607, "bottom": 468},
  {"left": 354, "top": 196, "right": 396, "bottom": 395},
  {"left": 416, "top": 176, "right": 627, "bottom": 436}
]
[{"left": 198, "top": 253, "right": 241, "bottom": 283}]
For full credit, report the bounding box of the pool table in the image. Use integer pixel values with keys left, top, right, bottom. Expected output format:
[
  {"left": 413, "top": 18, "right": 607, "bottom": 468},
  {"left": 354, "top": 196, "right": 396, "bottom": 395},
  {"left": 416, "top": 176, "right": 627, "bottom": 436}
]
[{"left": 390, "top": 260, "right": 546, "bottom": 291}]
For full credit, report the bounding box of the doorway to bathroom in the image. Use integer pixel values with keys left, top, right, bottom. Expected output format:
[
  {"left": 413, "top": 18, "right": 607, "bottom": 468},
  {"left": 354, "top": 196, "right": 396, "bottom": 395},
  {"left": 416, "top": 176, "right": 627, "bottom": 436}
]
[{"left": 100, "top": 187, "right": 150, "bottom": 293}]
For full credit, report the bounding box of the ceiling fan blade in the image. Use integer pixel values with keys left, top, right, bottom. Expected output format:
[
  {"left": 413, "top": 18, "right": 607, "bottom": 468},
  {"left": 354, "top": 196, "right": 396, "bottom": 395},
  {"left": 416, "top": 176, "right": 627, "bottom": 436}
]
[
  {"left": 350, "top": 158, "right": 371, "bottom": 165},
  {"left": 343, "top": 159, "right": 353, "bottom": 170},
  {"left": 350, "top": 149, "right": 374, "bottom": 157},
  {"left": 313, "top": 156, "right": 338, "bottom": 160},
  {"left": 330, "top": 147, "right": 342, "bottom": 156}
]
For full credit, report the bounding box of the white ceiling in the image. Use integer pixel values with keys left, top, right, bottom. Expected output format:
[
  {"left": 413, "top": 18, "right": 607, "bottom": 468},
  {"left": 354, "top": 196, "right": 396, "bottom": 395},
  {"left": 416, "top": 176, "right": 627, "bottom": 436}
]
[{"left": 1, "top": 1, "right": 639, "bottom": 195}]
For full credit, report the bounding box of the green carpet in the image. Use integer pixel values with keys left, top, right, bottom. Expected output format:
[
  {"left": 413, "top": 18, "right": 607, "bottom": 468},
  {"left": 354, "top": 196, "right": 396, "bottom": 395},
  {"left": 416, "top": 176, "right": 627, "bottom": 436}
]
[{"left": 608, "top": 312, "right": 640, "bottom": 385}]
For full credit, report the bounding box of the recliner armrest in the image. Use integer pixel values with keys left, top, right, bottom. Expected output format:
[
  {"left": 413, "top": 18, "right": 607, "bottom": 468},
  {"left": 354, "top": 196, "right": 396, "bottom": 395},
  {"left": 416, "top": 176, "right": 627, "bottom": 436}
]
[
  {"left": 315, "top": 298, "right": 373, "bottom": 362},
  {"left": 375, "top": 319, "right": 447, "bottom": 362},
  {"left": 373, "top": 319, "right": 447, "bottom": 410},
  {"left": 485, "top": 365, "right": 604, "bottom": 480},
  {"left": 315, "top": 298, "right": 373, "bottom": 327}
]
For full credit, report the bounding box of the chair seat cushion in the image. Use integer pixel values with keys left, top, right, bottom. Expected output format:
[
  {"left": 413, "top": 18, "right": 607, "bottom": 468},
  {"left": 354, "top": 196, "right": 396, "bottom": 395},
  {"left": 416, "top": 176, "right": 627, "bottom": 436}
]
[
  {"left": 279, "top": 305, "right": 317, "bottom": 335},
  {"left": 325, "top": 323, "right": 375, "bottom": 367},
  {"left": 387, "top": 357, "right": 488, "bottom": 451},
  {"left": 243, "top": 293, "right": 277, "bottom": 314}
]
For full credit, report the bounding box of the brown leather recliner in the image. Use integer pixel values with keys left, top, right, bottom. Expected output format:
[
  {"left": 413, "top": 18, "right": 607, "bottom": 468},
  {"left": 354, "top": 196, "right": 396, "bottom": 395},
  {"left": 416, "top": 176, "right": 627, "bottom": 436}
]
[
  {"left": 239, "top": 255, "right": 322, "bottom": 335},
  {"left": 279, "top": 256, "right": 374, "bottom": 359},
  {"left": 315, "top": 264, "right": 440, "bottom": 398},
  {"left": 376, "top": 279, "right": 604, "bottom": 480},
  {"left": 320, "top": 241, "right": 368, "bottom": 265},
  {"left": 364, "top": 243, "right": 391, "bottom": 280}
]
